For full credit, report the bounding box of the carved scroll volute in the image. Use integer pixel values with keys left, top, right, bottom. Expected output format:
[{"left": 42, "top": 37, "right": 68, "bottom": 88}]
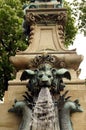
[{"left": 25, "top": 12, "right": 34, "bottom": 24}]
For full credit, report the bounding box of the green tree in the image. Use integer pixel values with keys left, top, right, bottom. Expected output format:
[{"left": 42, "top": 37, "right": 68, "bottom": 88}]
[
  {"left": 78, "top": 0, "right": 86, "bottom": 35},
  {"left": 0, "top": 0, "right": 28, "bottom": 100},
  {"left": 0, "top": 0, "right": 78, "bottom": 100},
  {"left": 68, "top": 0, "right": 86, "bottom": 35},
  {"left": 64, "top": 1, "right": 78, "bottom": 47}
]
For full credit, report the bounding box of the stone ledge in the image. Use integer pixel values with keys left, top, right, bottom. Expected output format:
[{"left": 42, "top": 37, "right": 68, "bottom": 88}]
[{"left": 8, "top": 79, "right": 85, "bottom": 85}]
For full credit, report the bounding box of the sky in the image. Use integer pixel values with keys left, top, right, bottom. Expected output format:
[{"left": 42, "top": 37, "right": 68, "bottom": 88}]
[
  {"left": 67, "top": 0, "right": 86, "bottom": 79},
  {"left": 69, "top": 33, "right": 86, "bottom": 79}
]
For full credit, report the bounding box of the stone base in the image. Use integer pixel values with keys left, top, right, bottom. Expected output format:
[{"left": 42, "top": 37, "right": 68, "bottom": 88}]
[
  {"left": 0, "top": 79, "right": 86, "bottom": 130},
  {"left": 0, "top": 82, "right": 26, "bottom": 130}
]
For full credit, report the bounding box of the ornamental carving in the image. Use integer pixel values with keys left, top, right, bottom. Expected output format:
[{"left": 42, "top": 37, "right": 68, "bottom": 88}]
[
  {"left": 28, "top": 54, "right": 66, "bottom": 69},
  {"left": 25, "top": 11, "right": 67, "bottom": 25}
]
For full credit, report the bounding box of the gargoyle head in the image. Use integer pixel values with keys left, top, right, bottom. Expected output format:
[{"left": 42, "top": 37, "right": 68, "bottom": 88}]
[{"left": 20, "top": 64, "right": 71, "bottom": 95}]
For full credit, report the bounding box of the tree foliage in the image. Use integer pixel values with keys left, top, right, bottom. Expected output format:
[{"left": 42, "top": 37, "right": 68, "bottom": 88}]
[
  {"left": 0, "top": 0, "right": 78, "bottom": 100},
  {"left": 68, "top": 0, "right": 86, "bottom": 35},
  {"left": 64, "top": 1, "right": 78, "bottom": 47},
  {"left": 0, "top": 0, "right": 28, "bottom": 100},
  {"left": 78, "top": 0, "right": 86, "bottom": 35}
]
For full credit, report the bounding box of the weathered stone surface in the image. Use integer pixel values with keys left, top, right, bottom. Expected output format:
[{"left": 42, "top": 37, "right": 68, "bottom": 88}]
[
  {"left": 0, "top": 7, "right": 86, "bottom": 130},
  {"left": 10, "top": 54, "right": 83, "bottom": 71},
  {"left": 0, "top": 79, "right": 86, "bottom": 130}
]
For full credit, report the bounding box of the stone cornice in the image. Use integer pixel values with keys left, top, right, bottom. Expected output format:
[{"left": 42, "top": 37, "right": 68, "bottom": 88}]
[
  {"left": 8, "top": 79, "right": 85, "bottom": 85},
  {"left": 25, "top": 8, "right": 67, "bottom": 25},
  {"left": 9, "top": 53, "right": 83, "bottom": 71}
]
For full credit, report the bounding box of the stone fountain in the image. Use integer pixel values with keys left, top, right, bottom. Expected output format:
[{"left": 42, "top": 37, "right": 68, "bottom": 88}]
[{"left": 0, "top": 0, "right": 86, "bottom": 130}]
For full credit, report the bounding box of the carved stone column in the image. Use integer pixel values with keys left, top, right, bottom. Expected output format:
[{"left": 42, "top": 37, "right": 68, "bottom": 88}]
[
  {"left": 24, "top": 8, "right": 67, "bottom": 52},
  {"left": 10, "top": 8, "right": 83, "bottom": 75}
]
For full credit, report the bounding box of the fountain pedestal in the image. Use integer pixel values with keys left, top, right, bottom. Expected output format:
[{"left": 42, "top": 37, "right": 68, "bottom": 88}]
[{"left": 0, "top": 5, "right": 86, "bottom": 130}]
